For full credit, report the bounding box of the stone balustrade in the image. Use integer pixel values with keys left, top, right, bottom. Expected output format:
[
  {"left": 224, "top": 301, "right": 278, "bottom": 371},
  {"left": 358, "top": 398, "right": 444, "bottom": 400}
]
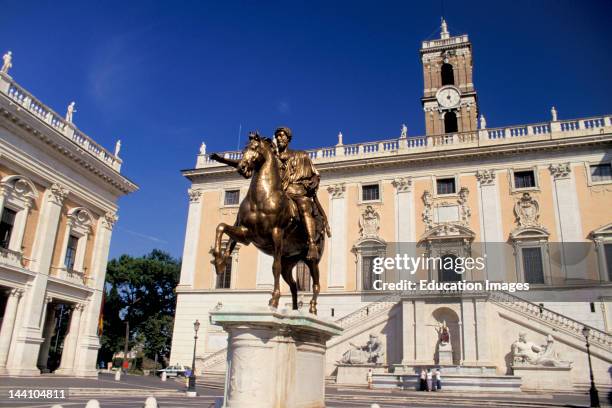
[
  {"left": 51, "top": 266, "right": 90, "bottom": 286},
  {"left": 489, "top": 290, "right": 612, "bottom": 350},
  {"left": 0, "top": 73, "right": 122, "bottom": 172},
  {"left": 0, "top": 247, "right": 24, "bottom": 269},
  {"left": 196, "top": 114, "right": 612, "bottom": 169}
]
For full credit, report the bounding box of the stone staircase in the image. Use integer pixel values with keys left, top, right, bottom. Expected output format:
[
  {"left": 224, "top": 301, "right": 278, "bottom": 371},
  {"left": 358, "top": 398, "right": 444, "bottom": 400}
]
[
  {"left": 488, "top": 291, "right": 612, "bottom": 353},
  {"left": 197, "top": 290, "right": 612, "bottom": 374},
  {"left": 198, "top": 294, "right": 400, "bottom": 373}
]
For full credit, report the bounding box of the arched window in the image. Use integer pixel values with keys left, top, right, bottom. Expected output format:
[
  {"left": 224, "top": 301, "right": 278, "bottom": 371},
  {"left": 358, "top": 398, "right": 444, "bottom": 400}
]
[
  {"left": 439, "top": 254, "right": 460, "bottom": 282},
  {"left": 441, "top": 63, "right": 454, "bottom": 86},
  {"left": 444, "top": 111, "right": 458, "bottom": 133}
]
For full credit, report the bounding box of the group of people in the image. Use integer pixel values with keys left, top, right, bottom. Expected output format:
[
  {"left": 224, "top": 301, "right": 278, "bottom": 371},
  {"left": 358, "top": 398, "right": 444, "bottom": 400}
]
[{"left": 419, "top": 368, "right": 442, "bottom": 391}]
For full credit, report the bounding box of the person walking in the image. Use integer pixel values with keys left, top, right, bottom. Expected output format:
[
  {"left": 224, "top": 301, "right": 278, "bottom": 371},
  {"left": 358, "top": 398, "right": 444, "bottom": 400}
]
[
  {"left": 426, "top": 368, "right": 433, "bottom": 392},
  {"left": 435, "top": 368, "right": 442, "bottom": 391},
  {"left": 419, "top": 368, "right": 427, "bottom": 391}
]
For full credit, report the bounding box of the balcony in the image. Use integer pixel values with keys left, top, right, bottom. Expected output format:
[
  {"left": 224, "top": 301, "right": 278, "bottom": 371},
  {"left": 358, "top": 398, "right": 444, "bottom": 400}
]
[
  {"left": 51, "top": 266, "right": 90, "bottom": 286},
  {"left": 0, "top": 73, "right": 122, "bottom": 172},
  {"left": 0, "top": 247, "right": 24, "bottom": 269},
  {"left": 195, "top": 114, "right": 612, "bottom": 169}
]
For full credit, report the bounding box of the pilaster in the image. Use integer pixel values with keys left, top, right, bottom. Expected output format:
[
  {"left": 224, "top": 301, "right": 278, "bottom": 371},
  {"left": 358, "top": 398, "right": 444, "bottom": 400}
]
[
  {"left": 461, "top": 298, "right": 477, "bottom": 365},
  {"left": 178, "top": 189, "right": 203, "bottom": 288},
  {"left": 401, "top": 299, "right": 415, "bottom": 364},
  {"left": 55, "top": 303, "right": 85, "bottom": 375},
  {"left": 327, "top": 184, "right": 347, "bottom": 289},
  {"left": 548, "top": 163, "right": 585, "bottom": 280},
  {"left": 475, "top": 169, "right": 505, "bottom": 281}
]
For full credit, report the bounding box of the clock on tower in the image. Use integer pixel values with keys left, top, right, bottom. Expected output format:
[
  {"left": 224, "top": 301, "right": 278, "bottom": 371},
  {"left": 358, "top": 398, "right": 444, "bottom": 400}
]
[{"left": 420, "top": 18, "right": 479, "bottom": 135}]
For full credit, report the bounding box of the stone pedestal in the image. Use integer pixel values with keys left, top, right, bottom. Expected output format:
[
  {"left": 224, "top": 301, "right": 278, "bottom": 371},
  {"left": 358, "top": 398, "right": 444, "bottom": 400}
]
[
  {"left": 437, "top": 342, "right": 453, "bottom": 365},
  {"left": 210, "top": 306, "right": 342, "bottom": 408},
  {"left": 512, "top": 365, "right": 573, "bottom": 391}
]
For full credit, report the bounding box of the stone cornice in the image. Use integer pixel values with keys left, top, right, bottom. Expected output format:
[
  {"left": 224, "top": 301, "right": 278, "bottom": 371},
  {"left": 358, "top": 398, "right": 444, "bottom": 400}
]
[{"left": 0, "top": 95, "right": 138, "bottom": 196}]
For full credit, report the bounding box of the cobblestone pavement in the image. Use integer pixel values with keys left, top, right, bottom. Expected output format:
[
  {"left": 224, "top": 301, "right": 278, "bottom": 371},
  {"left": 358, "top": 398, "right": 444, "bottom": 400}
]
[{"left": 0, "top": 372, "right": 607, "bottom": 408}]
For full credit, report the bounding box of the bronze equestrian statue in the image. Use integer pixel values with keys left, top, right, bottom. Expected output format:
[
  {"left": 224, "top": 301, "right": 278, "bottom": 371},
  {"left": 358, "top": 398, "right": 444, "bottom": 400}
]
[{"left": 209, "top": 127, "right": 330, "bottom": 314}]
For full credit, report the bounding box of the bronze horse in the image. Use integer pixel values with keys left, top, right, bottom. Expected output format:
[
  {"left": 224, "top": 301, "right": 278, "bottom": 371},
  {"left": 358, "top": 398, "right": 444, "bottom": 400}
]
[{"left": 210, "top": 133, "right": 327, "bottom": 314}]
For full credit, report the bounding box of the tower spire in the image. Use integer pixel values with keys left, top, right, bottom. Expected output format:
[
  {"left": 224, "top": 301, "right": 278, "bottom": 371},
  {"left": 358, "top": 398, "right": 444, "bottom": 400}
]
[{"left": 440, "top": 17, "right": 450, "bottom": 39}]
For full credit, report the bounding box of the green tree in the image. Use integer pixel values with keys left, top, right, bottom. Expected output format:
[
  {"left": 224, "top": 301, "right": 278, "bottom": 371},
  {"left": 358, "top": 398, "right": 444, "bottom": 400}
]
[{"left": 99, "top": 249, "right": 180, "bottom": 365}]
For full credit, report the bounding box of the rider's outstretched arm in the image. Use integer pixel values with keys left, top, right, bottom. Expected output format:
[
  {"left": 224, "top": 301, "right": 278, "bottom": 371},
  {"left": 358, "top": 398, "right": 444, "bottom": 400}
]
[{"left": 210, "top": 153, "right": 239, "bottom": 168}]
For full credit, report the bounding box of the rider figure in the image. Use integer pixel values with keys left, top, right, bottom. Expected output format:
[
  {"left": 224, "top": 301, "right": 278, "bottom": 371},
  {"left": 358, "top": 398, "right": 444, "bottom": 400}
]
[{"left": 273, "top": 127, "right": 322, "bottom": 260}]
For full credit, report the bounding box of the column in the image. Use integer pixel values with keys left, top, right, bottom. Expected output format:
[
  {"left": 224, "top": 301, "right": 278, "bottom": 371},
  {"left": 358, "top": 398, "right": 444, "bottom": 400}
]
[
  {"left": 37, "top": 300, "right": 55, "bottom": 371},
  {"left": 392, "top": 178, "right": 415, "bottom": 282},
  {"left": 55, "top": 303, "right": 84, "bottom": 375},
  {"left": 7, "top": 183, "right": 67, "bottom": 376},
  {"left": 327, "top": 184, "right": 346, "bottom": 289},
  {"left": 475, "top": 170, "right": 506, "bottom": 281},
  {"left": 460, "top": 298, "right": 477, "bottom": 365},
  {"left": 0, "top": 288, "right": 24, "bottom": 373},
  {"left": 401, "top": 299, "right": 415, "bottom": 365},
  {"left": 549, "top": 163, "right": 584, "bottom": 280},
  {"left": 73, "top": 213, "right": 115, "bottom": 377},
  {"left": 178, "top": 189, "right": 203, "bottom": 288}
]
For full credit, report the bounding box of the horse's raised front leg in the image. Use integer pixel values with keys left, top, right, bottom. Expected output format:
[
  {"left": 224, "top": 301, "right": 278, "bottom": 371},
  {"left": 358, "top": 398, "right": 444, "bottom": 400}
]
[
  {"left": 269, "top": 227, "right": 283, "bottom": 309},
  {"left": 306, "top": 259, "right": 320, "bottom": 315},
  {"left": 213, "top": 223, "right": 249, "bottom": 275}
]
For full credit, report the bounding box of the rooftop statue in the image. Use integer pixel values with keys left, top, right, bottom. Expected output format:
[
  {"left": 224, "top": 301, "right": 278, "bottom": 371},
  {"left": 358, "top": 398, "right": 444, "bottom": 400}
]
[
  {"left": 1, "top": 51, "right": 12, "bottom": 74},
  {"left": 66, "top": 101, "right": 76, "bottom": 123},
  {"left": 209, "top": 128, "right": 330, "bottom": 313}
]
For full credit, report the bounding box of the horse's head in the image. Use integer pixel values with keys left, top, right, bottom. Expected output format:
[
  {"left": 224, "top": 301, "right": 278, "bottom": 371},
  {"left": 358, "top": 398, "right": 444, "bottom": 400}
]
[{"left": 237, "top": 131, "right": 275, "bottom": 178}]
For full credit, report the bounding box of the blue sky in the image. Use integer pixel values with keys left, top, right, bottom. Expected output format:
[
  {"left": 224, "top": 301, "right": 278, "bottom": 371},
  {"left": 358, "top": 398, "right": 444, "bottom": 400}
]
[{"left": 1, "top": 1, "right": 610, "bottom": 259}]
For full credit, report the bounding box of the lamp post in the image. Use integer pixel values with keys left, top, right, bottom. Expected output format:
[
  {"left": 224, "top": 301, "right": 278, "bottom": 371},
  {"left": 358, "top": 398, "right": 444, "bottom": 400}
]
[
  {"left": 581, "top": 326, "right": 600, "bottom": 407},
  {"left": 187, "top": 320, "right": 200, "bottom": 397}
]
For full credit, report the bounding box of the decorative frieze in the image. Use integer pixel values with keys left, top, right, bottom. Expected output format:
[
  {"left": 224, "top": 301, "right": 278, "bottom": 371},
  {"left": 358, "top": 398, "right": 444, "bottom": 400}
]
[
  {"left": 49, "top": 183, "right": 69, "bottom": 205},
  {"left": 475, "top": 169, "right": 496, "bottom": 185},
  {"left": 422, "top": 191, "right": 434, "bottom": 229},
  {"left": 188, "top": 188, "right": 202, "bottom": 203},
  {"left": 327, "top": 183, "right": 346, "bottom": 199},
  {"left": 514, "top": 192, "right": 540, "bottom": 228},
  {"left": 422, "top": 187, "right": 471, "bottom": 230},
  {"left": 458, "top": 187, "right": 471, "bottom": 225},
  {"left": 391, "top": 177, "right": 412, "bottom": 192},
  {"left": 548, "top": 163, "right": 571, "bottom": 180}
]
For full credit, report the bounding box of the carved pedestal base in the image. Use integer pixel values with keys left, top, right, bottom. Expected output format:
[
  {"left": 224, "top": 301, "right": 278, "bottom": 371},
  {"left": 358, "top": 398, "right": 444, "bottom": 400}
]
[
  {"left": 336, "top": 364, "right": 387, "bottom": 385},
  {"left": 210, "top": 306, "right": 342, "bottom": 408},
  {"left": 437, "top": 343, "right": 453, "bottom": 365}
]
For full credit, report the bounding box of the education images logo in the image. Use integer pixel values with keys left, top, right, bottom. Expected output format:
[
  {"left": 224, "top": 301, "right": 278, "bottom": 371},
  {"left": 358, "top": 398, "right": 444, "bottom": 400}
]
[{"left": 370, "top": 254, "right": 530, "bottom": 292}]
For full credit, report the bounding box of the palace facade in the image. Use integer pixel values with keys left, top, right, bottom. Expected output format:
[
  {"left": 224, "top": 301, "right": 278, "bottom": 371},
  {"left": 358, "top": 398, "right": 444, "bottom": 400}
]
[
  {"left": 0, "top": 64, "right": 137, "bottom": 376},
  {"left": 171, "top": 21, "right": 612, "bottom": 390}
]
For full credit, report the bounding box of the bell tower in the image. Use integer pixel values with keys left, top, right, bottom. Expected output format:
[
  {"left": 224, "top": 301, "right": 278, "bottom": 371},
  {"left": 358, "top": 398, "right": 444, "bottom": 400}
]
[{"left": 421, "top": 19, "right": 478, "bottom": 135}]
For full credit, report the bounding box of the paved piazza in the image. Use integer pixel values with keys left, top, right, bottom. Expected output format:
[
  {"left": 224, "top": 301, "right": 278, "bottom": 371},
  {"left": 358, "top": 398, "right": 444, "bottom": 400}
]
[{"left": 0, "top": 373, "right": 604, "bottom": 408}]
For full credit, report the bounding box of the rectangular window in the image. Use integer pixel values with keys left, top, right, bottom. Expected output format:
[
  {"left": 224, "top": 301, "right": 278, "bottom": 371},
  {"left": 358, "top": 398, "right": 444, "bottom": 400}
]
[
  {"left": 436, "top": 178, "right": 456, "bottom": 195},
  {"left": 605, "top": 243, "right": 612, "bottom": 281},
  {"left": 216, "top": 257, "right": 232, "bottom": 289},
  {"left": 0, "top": 208, "right": 17, "bottom": 249},
  {"left": 514, "top": 170, "right": 536, "bottom": 189},
  {"left": 591, "top": 163, "right": 612, "bottom": 183},
  {"left": 64, "top": 235, "right": 79, "bottom": 270},
  {"left": 224, "top": 190, "right": 240, "bottom": 206},
  {"left": 522, "top": 247, "right": 545, "bottom": 284},
  {"left": 362, "top": 256, "right": 377, "bottom": 290},
  {"left": 362, "top": 184, "right": 380, "bottom": 202}
]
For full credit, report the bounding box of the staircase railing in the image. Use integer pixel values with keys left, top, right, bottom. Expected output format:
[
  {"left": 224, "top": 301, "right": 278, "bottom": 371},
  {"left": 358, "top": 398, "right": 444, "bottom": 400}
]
[{"left": 489, "top": 291, "right": 612, "bottom": 349}]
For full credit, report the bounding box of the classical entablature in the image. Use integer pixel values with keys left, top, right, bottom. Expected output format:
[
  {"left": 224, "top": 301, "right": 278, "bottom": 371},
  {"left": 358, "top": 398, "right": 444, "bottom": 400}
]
[{"left": 509, "top": 226, "right": 550, "bottom": 242}]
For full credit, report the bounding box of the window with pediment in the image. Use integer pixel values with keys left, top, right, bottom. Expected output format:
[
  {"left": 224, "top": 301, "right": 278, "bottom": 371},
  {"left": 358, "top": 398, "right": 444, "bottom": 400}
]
[{"left": 0, "top": 175, "right": 38, "bottom": 255}]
